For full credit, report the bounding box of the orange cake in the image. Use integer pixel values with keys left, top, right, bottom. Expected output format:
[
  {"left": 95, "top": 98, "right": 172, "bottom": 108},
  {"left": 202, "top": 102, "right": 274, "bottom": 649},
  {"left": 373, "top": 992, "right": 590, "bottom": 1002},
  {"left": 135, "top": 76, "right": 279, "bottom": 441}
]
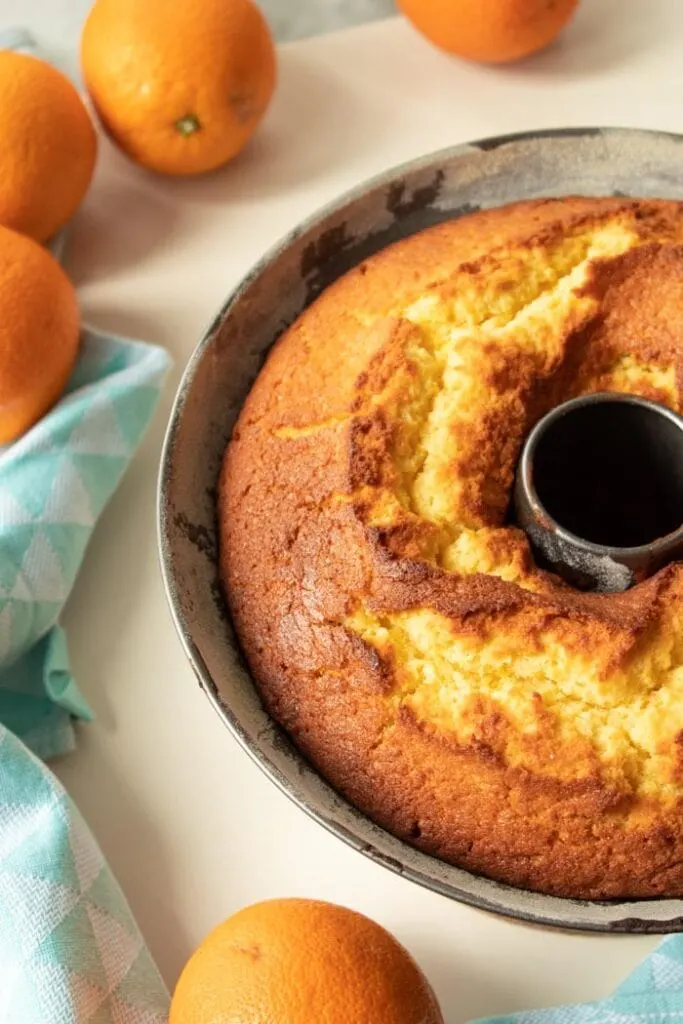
[{"left": 219, "top": 197, "right": 683, "bottom": 898}]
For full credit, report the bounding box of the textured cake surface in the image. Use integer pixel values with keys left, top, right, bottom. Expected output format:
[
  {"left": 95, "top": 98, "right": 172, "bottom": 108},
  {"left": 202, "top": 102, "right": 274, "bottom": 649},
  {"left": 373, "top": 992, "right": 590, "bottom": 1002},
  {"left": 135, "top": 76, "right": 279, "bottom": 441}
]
[{"left": 219, "top": 198, "right": 683, "bottom": 898}]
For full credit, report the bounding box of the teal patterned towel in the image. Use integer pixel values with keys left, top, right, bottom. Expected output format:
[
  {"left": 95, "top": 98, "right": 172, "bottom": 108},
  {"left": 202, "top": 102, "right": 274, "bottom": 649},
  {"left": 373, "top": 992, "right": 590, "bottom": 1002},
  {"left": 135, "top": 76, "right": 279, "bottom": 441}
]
[
  {"left": 0, "top": 329, "right": 171, "bottom": 761},
  {"left": 0, "top": 322, "right": 172, "bottom": 1023},
  {"left": 480, "top": 934, "right": 683, "bottom": 1024},
  {"left": 0, "top": 724, "right": 169, "bottom": 1022},
  {"left": 0, "top": 28, "right": 171, "bottom": 1023}
]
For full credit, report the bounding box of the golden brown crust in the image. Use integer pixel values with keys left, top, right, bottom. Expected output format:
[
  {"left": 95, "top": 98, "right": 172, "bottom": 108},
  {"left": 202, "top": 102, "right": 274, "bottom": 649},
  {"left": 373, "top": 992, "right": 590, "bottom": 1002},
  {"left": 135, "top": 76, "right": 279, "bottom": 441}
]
[{"left": 219, "top": 198, "right": 683, "bottom": 898}]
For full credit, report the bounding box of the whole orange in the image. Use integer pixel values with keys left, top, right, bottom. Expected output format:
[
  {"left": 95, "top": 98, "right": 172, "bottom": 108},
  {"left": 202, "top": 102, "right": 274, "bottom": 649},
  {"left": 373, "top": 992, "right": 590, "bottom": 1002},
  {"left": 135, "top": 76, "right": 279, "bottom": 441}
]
[
  {"left": 81, "top": 0, "right": 276, "bottom": 176},
  {"left": 0, "top": 225, "right": 80, "bottom": 441},
  {"left": 0, "top": 51, "right": 97, "bottom": 243},
  {"left": 170, "top": 899, "right": 444, "bottom": 1024},
  {"left": 399, "top": 0, "right": 579, "bottom": 63}
]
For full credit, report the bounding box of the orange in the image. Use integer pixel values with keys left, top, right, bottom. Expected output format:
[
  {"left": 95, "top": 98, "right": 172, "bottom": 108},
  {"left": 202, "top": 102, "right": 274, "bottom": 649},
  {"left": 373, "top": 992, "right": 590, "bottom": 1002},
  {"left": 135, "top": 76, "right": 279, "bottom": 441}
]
[
  {"left": 0, "top": 51, "right": 97, "bottom": 243},
  {"left": 170, "top": 898, "right": 444, "bottom": 1024},
  {"left": 0, "top": 225, "right": 80, "bottom": 442},
  {"left": 399, "top": 0, "right": 579, "bottom": 63},
  {"left": 81, "top": 0, "right": 276, "bottom": 176}
]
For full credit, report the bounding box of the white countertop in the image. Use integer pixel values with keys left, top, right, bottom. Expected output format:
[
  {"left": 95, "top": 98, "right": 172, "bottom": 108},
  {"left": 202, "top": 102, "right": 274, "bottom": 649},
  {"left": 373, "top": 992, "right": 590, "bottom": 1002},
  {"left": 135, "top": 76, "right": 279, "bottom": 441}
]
[{"left": 52, "top": 6, "right": 683, "bottom": 1020}]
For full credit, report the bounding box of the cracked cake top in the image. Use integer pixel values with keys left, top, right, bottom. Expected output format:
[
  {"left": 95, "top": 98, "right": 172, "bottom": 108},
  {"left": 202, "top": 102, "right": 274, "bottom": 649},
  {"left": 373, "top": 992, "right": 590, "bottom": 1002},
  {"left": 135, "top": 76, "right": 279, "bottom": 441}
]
[{"left": 219, "top": 197, "right": 683, "bottom": 898}]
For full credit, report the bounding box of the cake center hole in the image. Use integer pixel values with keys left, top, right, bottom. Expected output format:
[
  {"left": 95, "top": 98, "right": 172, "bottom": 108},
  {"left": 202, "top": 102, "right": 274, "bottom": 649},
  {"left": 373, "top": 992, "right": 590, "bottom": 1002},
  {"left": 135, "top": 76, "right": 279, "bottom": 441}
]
[{"left": 532, "top": 399, "right": 683, "bottom": 549}]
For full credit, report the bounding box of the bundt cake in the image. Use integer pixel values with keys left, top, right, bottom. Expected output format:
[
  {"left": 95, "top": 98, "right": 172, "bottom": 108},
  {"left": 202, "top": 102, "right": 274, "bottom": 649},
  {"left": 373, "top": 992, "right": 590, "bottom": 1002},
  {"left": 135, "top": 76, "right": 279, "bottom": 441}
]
[{"left": 219, "top": 197, "right": 683, "bottom": 898}]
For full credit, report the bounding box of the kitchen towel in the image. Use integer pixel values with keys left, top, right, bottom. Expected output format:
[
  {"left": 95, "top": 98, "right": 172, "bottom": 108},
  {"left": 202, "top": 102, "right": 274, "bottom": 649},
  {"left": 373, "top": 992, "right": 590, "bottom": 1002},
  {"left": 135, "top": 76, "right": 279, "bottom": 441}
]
[
  {"left": 0, "top": 26, "right": 172, "bottom": 1022},
  {"left": 0, "top": 722, "right": 169, "bottom": 1022},
  {"left": 0, "top": 326, "right": 171, "bottom": 760},
  {"left": 481, "top": 933, "right": 683, "bottom": 1024}
]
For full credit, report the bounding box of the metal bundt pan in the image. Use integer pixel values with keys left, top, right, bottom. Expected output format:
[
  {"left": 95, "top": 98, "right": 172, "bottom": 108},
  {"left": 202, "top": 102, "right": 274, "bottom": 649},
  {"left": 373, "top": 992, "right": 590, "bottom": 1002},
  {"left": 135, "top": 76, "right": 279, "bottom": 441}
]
[{"left": 158, "top": 127, "right": 683, "bottom": 932}]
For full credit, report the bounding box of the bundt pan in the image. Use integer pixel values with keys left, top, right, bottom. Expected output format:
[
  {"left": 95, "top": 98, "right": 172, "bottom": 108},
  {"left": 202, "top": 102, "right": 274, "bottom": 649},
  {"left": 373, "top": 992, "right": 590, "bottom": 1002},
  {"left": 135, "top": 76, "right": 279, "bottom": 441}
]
[{"left": 158, "top": 127, "right": 683, "bottom": 932}]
